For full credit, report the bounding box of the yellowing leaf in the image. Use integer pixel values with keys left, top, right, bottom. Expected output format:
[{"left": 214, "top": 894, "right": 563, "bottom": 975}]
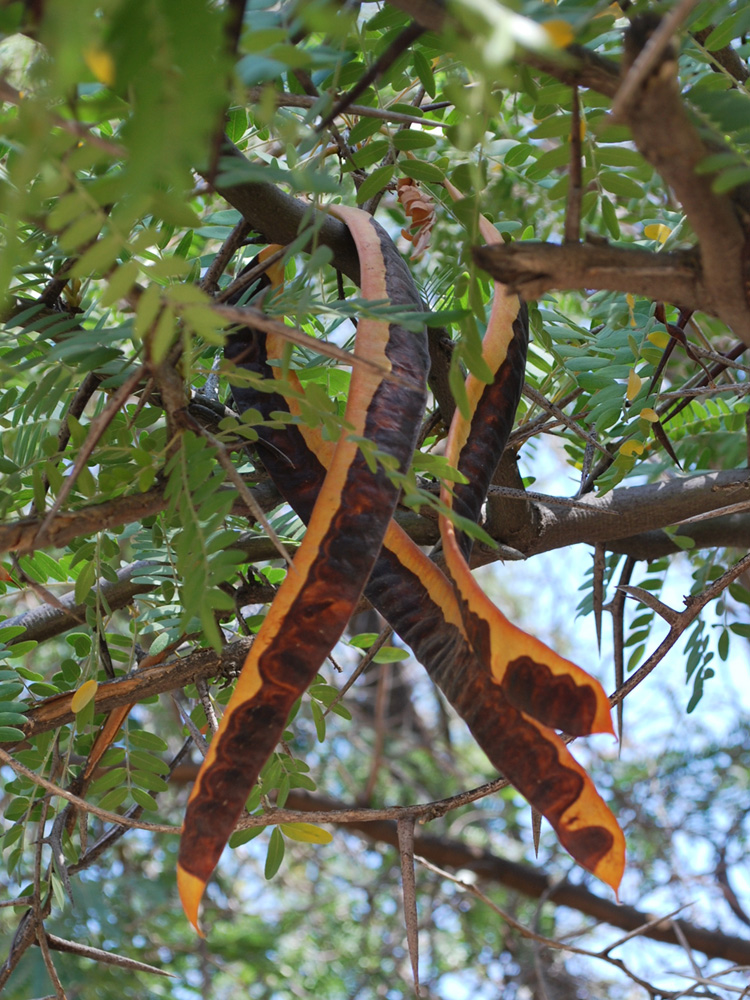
[
  {"left": 84, "top": 48, "right": 116, "bottom": 87},
  {"left": 639, "top": 407, "right": 659, "bottom": 422},
  {"left": 648, "top": 331, "right": 670, "bottom": 349},
  {"left": 644, "top": 223, "right": 672, "bottom": 244},
  {"left": 626, "top": 293, "right": 636, "bottom": 329},
  {"left": 543, "top": 19, "right": 574, "bottom": 47},
  {"left": 280, "top": 823, "right": 333, "bottom": 845},
  {"left": 626, "top": 369, "right": 642, "bottom": 401},
  {"left": 619, "top": 440, "right": 644, "bottom": 457},
  {"left": 71, "top": 679, "right": 98, "bottom": 714}
]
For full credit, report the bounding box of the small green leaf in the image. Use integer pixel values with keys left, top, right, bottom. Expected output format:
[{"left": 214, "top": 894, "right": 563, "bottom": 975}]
[
  {"left": 101, "top": 260, "right": 140, "bottom": 308},
  {"left": 74, "top": 561, "right": 97, "bottom": 606},
  {"left": 399, "top": 159, "right": 444, "bottom": 183},
  {"left": 412, "top": 48, "right": 436, "bottom": 97},
  {"left": 372, "top": 646, "right": 410, "bottom": 663},
  {"left": 229, "top": 825, "right": 265, "bottom": 848},
  {"left": 393, "top": 131, "right": 436, "bottom": 151},
  {"left": 131, "top": 787, "right": 159, "bottom": 811},
  {"left": 310, "top": 699, "right": 326, "bottom": 743},
  {"left": 89, "top": 768, "right": 127, "bottom": 795},
  {"left": 128, "top": 730, "right": 169, "bottom": 751},
  {"left": 349, "top": 633, "right": 379, "bottom": 649},
  {"left": 264, "top": 827, "right": 285, "bottom": 879},
  {"left": 98, "top": 787, "right": 129, "bottom": 812},
  {"left": 356, "top": 164, "right": 396, "bottom": 204}
]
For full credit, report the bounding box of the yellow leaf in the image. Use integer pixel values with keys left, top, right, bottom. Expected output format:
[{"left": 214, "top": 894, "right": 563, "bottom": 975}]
[
  {"left": 570, "top": 120, "right": 586, "bottom": 142},
  {"left": 84, "top": 48, "right": 116, "bottom": 88},
  {"left": 71, "top": 679, "right": 98, "bottom": 714},
  {"left": 644, "top": 223, "right": 672, "bottom": 244},
  {"left": 647, "top": 331, "right": 670, "bottom": 349},
  {"left": 626, "top": 293, "right": 636, "bottom": 329},
  {"left": 280, "top": 823, "right": 333, "bottom": 845},
  {"left": 626, "top": 369, "right": 642, "bottom": 401},
  {"left": 543, "top": 19, "right": 574, "bottom": 47},
  {"left": 639, "top": 407, "right": 659, "bottom": 422},
  {"left": 619, "top": 440, "right": 644, "bottom": 457}
]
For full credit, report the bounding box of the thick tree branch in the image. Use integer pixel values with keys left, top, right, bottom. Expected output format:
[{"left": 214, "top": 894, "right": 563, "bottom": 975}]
[
  {"left": 473, "top": 242, "right": 705, "bottom": 313},
  {"left": 209, "top": 140, "right": 361, "bottom": 284},
  {"left": 508, "top": 469, "right": 750, "bottom": 558},
  {"left": 618, "top": 17, "right": 750, "bottom": 344},
  {"left": 606, "top": 512, "right": 750, "bottom": 560},
  {"left": 4, "top": 472, "right": 749, "bottom": 588}
]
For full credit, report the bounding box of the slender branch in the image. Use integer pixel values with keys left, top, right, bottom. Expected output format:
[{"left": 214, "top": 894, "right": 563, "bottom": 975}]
[
  {"left": 0, "top": 478, "right": 281, "bottom": 554},
  {"left": 12, "top": 640, "right": 254, "bottom": 743},
  {"left": 610, "top": 550, "right": 750, "bottom": 708},
  {"left": 42, "top": 934, "right": 175, "bottom": 979},
  {"left": 33, "top": 365, "right": 147, "bottom": 546},
  {"left": 0, "top": 745, "right": 181, "bottom": 833},
  {"left": 1, "top": 554, "right": 277, "bottom": 646},
  {"left": 564, "top": 86, "right": 582, "bottom": 244},
  {"left": 247, "top": 88, "right": 453, "bottom": 128},
  {"left": 316, "top": 22, "right": 425, "bottom": 131},
  {"left": 278, "top": 789, "right": 750, "bottom": 966},
  {"left": 0, "top": 81, "right": 126, "bottom": 157},
  {"left": 210, "top": 302, "right": 403, "bottom": 380}
]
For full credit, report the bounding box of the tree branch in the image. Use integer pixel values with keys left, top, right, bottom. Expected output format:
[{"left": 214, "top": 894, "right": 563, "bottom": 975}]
[
  {"left": 282, "top": 789, "right": 750, "bottom": 967},
  {"left": 473, "top": 242, "right": 705, "bottom": 313},
  {"left": 13, "top": 640, "right": 252, "bottom": 743},
  {"left": 0, "top": 478, "right": 281, "bottom": 555},
  {"left": 1, "top": 547, "right": 280, "bottom": 646},
  {"left": 209, "top": 140, "right": 361, "bottom": 284},
  {"left": 508, "top": 469, "right": 750, "bottom": 558},
  {"left": 385, "top": 0, "right": 622, "bottom": 97},
  {"left": 618, "top": 16, "right": 750, "bottom": 344}
]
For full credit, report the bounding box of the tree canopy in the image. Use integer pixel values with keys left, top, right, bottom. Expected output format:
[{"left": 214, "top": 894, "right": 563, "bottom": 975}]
[{"left": 2, "top": 0, "right": 750, "bottom": 997}]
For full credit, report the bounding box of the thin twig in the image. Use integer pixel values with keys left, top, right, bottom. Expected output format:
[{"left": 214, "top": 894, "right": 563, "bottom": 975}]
[
  {"left": 610, "top": 550, "right": 750, "bottom": 708},
  {"left": 33, "top": 364, "right": 147, "bottom": 544},
  {"left": 362, "top": 662, "right": 391, "bottom": 805},
  {"left": 43, "top": 934, "right": 175, "bottom": 979},
  {"left": 322, "top": 626, "right": 394, "bottom": 718},
  {"left": 211, "top": 303, "right": 404, "bottom": 381},
  {"left": 0, "top": 81, "right": 126, "bottom": 156},
  {"left": 523, "top": 384, "right": 612, "bottom": 458},
  {"left": 247, "top": 88, "right": 452, "bottom": 128},
  {"left": 315, "top": 23, "right": 425, "bottom": 132},
  {"left": 200, "top": 218, "right": 252, "bottom": 293},
  {"left": 193, "top": 422, "right": 295, "bottom": 566},
  {"left": 564, "top": 85, "right": 582, "bottom": 244},
  {"left": 610, "top": 556, "right": 635, "bottom": 744},
  {"left": 0, "top": 746, "right": 181, "bottom": 834},
  {"left": 658, "top": 383, "right": 750, "bottom": 400}
]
